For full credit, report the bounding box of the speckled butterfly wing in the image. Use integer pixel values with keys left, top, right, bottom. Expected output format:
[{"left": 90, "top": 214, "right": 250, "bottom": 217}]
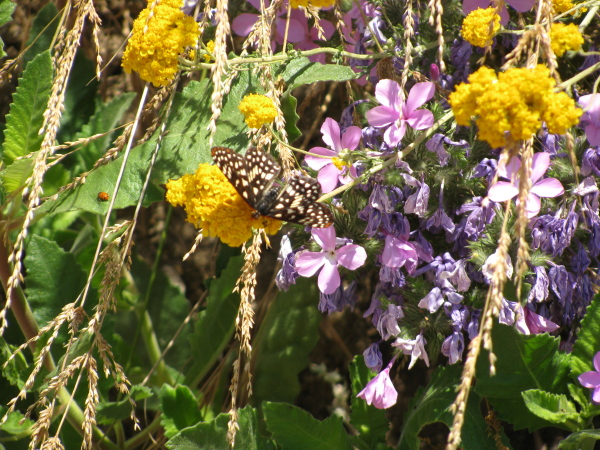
[{"left": 211, "top": 146, "right": 333, "bottom": 228}]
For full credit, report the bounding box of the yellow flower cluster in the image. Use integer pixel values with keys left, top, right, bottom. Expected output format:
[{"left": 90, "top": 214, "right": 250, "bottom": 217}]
[
  {"left": 449, "top": 65, "right": 582, "bottom": 148},
  {"left": 166, "top": 164, "right": 281, "bottom": 247},
  {"left": 122, "top": 0, "right": 199, "bottom": 87},
  {"left": 552, "top": 0, "right": 575, "bottom": 13},
  {"left": 238, "top": 94, "right": 278, "bottom": 129},
  {"left": 550, "top": 23, "right": 584, "bottom": 57},
  {"left": 461, "top": 8, "right": 501, "bottom": 47},
  {"left": 203, "top": 40, "right": 215, "bottom": 62},
  {"left": 290, "top": 0, "right": 336, "bottom": 8}
]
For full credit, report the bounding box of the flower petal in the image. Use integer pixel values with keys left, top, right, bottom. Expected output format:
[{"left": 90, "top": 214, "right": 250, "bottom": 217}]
[
  {"left": 405, "top": 109, "right": 434, "bottom": 130},
  {"left": 366, "top": 105, "right": 398, "bottom": 128},
  {"left": 295, "top": 251, "right": 326, "bottom": 277},
  {"left": 336, "top": 244, "right": 367, "bottom": 270},
  {"left": 318, "top": 163, "right": 342, "bottom": 193},
  {"left": 312, "top": 227, "right": 337, "bottom": 251},
  {"left": 305, "top": 147, "right": 337, "bottom": 170},
  {"left": 321, "top": 118, "right": 342, "bottom": 151},
  {"left": 525, "top": 193, "right": 541, "bottom": 218},
  {"left": 488, "top": 181, "right": 519, "bottom": 202},
  {"left": 531, "top": 178, "right": 564, "bottom": 198},
  {"left": 375, "top": 79, "right": 402, "bottom": 109},
  {"left": 384, "top": 122, "right": 405, "bottom": 147},
  {"left": 340, "top": 126, "right": 362, "bottom": 150},
  {"left": 530, "top": 152, "right": 550, "bottom": 184},
  {"left": 594, "top": 352, "right": 600, "bottom": 373},
  {"left": 319, "top": 260, "right": 340, "bottom": 294},
  {"left": 404, "top": 82, "right": 435, "bottom": 115},
  {"left": 579, "top": 371, "right": 600, "bottom": 388},
  {"left": 232, "top": 14, "right": 259, "bottom": 37}
]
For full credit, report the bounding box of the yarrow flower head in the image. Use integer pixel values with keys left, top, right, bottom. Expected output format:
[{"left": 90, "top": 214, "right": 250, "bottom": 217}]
[
  {"left": 449, "top": 65, "right": 583, "bottom": 148},
  {"left": 304, "top": 118, "right": 361, "bottom": 193},
  {"left": 238, "top": 94, "right": 278, "bottom": 129},
  {"left": 366, "top": 80, "right": 436, "bottom": 147},
  {"left": 295, "top": 227, "right": 367, "bottom": 294},
  {"left": 290, "top": 0, "right": 335, "bottom": 8},
  {"left": 461, "top": 8, "right": 501, "bottom": 47},
  {"left": 122, "top": 0, "right": 199, "bottom": 86},
  {"left": 487, "top": 152, "right": 564, "bottom": 218},
  {"left": 550, "top": 23, "right": 584, "bottom": 57},
  {"left": 165, "top": 164, "right": 281, "bottom": 247}
]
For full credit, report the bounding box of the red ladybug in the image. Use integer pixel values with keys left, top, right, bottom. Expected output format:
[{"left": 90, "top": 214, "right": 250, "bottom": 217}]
[{"left": 98, "top": 192, "right": 109, "bottom": 202}]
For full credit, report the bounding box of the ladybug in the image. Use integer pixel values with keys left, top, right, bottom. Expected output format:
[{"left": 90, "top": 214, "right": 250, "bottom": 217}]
[{"left": 97, "top": 192, "right": 109, "bottom": 202}]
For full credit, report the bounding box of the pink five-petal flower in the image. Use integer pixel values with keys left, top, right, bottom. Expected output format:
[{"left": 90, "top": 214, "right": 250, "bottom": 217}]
[
  {"left": 295, "top": 227, "right": 367, "bottom": 294},
  {"left": 366, "top": 80, "right": 435, "bottom": 147},
  {"left": 356, "top": 358, "right": 398, "bottom": 409},
  {"left": 579, "top": 93, "right": 600, "bottom": 146},
  {"left": 305, "top": 118, "right": 361, "bottom": 193},
  {"left": 579, "top": 352, "right": 600, "bottom": 404},
  {"left": 488, "top": 152, "right": 565, "bottom": 218}
]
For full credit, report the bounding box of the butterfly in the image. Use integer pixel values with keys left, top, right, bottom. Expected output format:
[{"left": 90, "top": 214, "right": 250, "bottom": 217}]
[{"left": 211, "top": 146, "right": 333, "bottom": 227}]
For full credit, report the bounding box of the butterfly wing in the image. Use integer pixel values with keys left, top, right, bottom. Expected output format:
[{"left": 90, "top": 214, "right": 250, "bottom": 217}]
[{"left": 211, "top": 146, "right": 254, "bottom": 204}]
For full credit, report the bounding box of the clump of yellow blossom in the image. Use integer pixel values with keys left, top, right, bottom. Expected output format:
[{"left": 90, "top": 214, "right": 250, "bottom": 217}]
[
  {"left": 449, "top": 65, "right": 582, "bottom": 148},
  {"left": 552, "top": 0, "right": 575, "bottom": 13},
  {"left": 238, "top": 94, "right": 278, "bottom": 129},
  {"left": 203, "top": 40, "right": 215, "bottom": 62},
  {"left": 166, "top": 164, "right": 281, "bottom": 247},
  {"left": 290, "top": 0, "right": 335, "bottom": 8},
  {"left": 550, "top": 23, "right": 584, "bottom": 57},
  {"left": 122, "top": 0, "right": 199, "bottom": 86},
  {"left": 461, "top": 8, "right": 501, "bottom": 47}
]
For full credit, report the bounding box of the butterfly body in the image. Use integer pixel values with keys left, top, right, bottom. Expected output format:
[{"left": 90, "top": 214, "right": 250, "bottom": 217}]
[{"left": 211, "top": 146, "right": 333, "bottom": 228}]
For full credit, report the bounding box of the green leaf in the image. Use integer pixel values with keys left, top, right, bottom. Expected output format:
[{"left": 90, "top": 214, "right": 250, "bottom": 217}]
[
  {"left": 349, "top": 356, "right": 388, "bottom": 448},
  {"left": 1, "top": 51, "right": 52, "bottom": 164},
  {"left": 96, "top": 385, "right": 152, "bottom": 425},
  {"left": 521, "top": 390, "right": 582, "bottom": 428},
  {"left": 0, "top": 408, "right": 33, "bottom": 435},
  {"left": 275, "top": 58, "right": 357, "bottom": 93},
  {"left": 166, "top": 405, "right": 274, "bottom": 449},
  {"left": 160, "top": 385, "right": 202, "bottom": 438},
  {"left": 280, "top": 94, "right": 301, "bottom": 143},
  {"left": 0, "top": 337, "right": 29, "bottom": 389},
  {"left": 263, "top": 402, "right": 352, "bottom": 450},
  {"left": 0, "top": 0, "right": 16, "bottom": 58},
  {"left": 251, "top": 277, "right": 321, "bottom": 404},
  {"left": 398, "top": 364, "right": 506, "bottom": 450},
  {"left": 570, "top": 294, "right": 600, "bottom": 379},
  {"left": 558, "top": 430, "right": 600, "bottom": 450},
  {"left": 23, "top": 3, "right": 60, "bottom": 66},
  {"left": 184, "top": 255, "right": 244, "bottom": 386},
  {"left": 25, "top": 234, "right": 90, "bottom": 326},
  {"left": 474, "top": 324, "right": 570, "bottom": 431},
  {"left": 2, "top": 158, "right": 35, "bottom": 194}
]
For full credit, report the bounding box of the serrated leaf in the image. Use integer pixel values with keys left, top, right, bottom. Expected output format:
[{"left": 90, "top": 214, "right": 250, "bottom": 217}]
[
  {"left": 558, "top": 430, "right": 600, "bottom": 450},
  {"left": 2, "top": 51, "right": 52, "bottom": 164},
  {"left": 160, "top": 385, "right": 202, "bottom": 438},
  {"left": 275, "top": 58, "right": 357, "bottom": 93},
  {"left": 166, "top": 405, "right": 274, "bottom": 449},
  {"left": 184, "top": 256, "right": 244, "bottom": 386},
  {"left": 570, "top": 294, "right": 600, "bottom": 378},
  {"left": 349, "top": 356, "right": 388, "bottom": 448},
  {"left": 398, "top": 364, "right": 507, "bottom": 450},
  {"left": 251, "top": 277, "right": 321, "bottom": 404},
  {"left": 521, "top": 390, "right": 581, "bottom": 429},
  {"left": 0, "top": 408, "right": 33, "bottom": 435},
  {"left": 263, "top": 402, "right": 352, "bottom": 450},
  {"left": 474, "top": 324, "right": 570, "bottom": 431},
  {"left": 0, "top": 0, "right": 15, "bottom": 58},
  {"left": 23, "top": 3, "right": 60, "bottom": 66},
  {"left": 2, "top": 158, "right": 35, "bottom": 193},
  {"left": 96, "top": 385, "right": 152, "bottom": 425},
  {"left": 0, "top": 337, "right": 28, "bottom": 389}
]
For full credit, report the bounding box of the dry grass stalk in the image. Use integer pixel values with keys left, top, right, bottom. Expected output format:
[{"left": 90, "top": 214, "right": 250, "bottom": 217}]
[
  {"left": 227, "top": 232, "right": 263, "bottom": 446},
  {"left": 400, "top": 0, "right": 414, "bottom": 94},
  {"left": 304, "top": 5, "right": 326, "bottom": 40},
  {"left": 514, "top": 140, "right": 533, "bottom": 298},
  {"left": 427, "top": 0, "right": 445, "bottom": 72},
  {"left": 0, "top": 0, "right": 98, "bottom": 335},
  {"left": 207, "top": 0, "right": 232, "bottom": 146}
]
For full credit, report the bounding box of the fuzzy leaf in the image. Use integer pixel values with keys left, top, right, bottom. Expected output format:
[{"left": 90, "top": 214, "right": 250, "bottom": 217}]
[
  {"left": 251, "top": 277, "right": 321, "bottom": 404},
  {"left": 349, "top": 356, "right": 388, "bottom": 448},
  {"left": 96, "top": 385, "right": 152, "bottom": 425},
  {"left": 263, "top": 402, "right": 352, "bottom": 450},
  {"left": 275, "top": 58, "right": 357, "bottom": 93},
  {"left": 558, "top": 430, "right": 600, "bottom": 450},
  {"left": 2, "top": 51, "right": 52, "bottom": 164},
  {"left": 166, "top": 405, "right": 274, "bottom": 449},
  {"left": 184, "top": 255, "right": 244, "bottom": 386},
  {"left": 160, "top": 385, "right": 202, "bottom": 438},
  {"left": 0, "top": 408, "right": 33, "bottom": 435},
  {"left": 280, "top": 94, "right": 301, "bottom": 143},
  {"left": 474, "top": 324, "right": 570, "bottom": 431},
  {"left": 0, "top": 0, "right": 15, "bottom": 58},
  {"left": 521, "top": 389, "right": 582, "bottom": 428},
  {"left": 398, "top": 364, "right": 506, "bottom": 450},
  {"left": 23, "top": 3, "right": 59, "bottom": 65}
]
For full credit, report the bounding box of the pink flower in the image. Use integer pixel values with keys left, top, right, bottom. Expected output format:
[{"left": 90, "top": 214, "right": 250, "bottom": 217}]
[
  {"left": 462, "top": 0, "right": 536, "bottom": 25},
  {"left": 366, "top": 80, "right": 436, "bottom": 147},
  {"left": 295, "top": 227, "right": 367, "bottom": 294},
  {"left": 579, "top": 352, "right": 600, "bottom": 404},
  {"left": 487, "top": 152, "right": 565, "bottom": 218},
  {"left": 304, "top": 118, "right": 361, "bottom": 193},
  {"left": 579, "top": 93, "right": 600, "bottom": 146},
  {"left": 356, "top": 359, "right": 398, "bottom": 409},
  {"left": 393, "top": 333, "right": 429, "bottom": 369}
]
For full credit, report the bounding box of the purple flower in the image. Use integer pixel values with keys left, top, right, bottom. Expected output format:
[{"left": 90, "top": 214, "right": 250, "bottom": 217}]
[
  {"left": 304, "top": 118, "right": 361, "bottom": 193},
  {"left": 366, "top": 80, "right": 435, "bottom": 147},
  {"left": 521, "top": 306, "right": 559, "bottom": 335},
  {"left": 318, "top": 281, "right": 357, "bottom": 314},
  {"left": 403, "top": 174, "right": 430, "bottom": 217},
  {"left": 377, "top": 303, "right": 403, "bottom": 340},
  {"left": 441, "top": 332, "right": 464, "bottom": 364},
  {"left": 364, "top": 343, "right": 383, "bottom": 372},
  {"left": 418, "top": 287, "right": 444, "bottom": 313},
  {"left": 295, "top": 227, "right": 367, "bottom": 294},
  {"left": 393, "top": 333, "right": 429, "bottom": 369},
  {"left": 529, "top": 208, "right": 578, "bottom": 257},
  {"left": 425, "top": 134, "right": 469, "bottom": 166},
  {"left": 275, "top": 235, "right": 298, "bottom": 291},
  {"left": 356, "top": 358, "right": 398, "bottom": 409},
  {"left": 582, "top": 148, "right": 600, "bottom": 177},
  {"left": 527, "top": 266, "right": 549, "bottom": 303},
  {"left": 578, "top": 352, "right": 600, "bottom": 404},
  {"left": 579, "top": 94, "right": 600, "bottom": 146},
  {"left": 488, "top": 153, "right": 565, "bottom": 218}
]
